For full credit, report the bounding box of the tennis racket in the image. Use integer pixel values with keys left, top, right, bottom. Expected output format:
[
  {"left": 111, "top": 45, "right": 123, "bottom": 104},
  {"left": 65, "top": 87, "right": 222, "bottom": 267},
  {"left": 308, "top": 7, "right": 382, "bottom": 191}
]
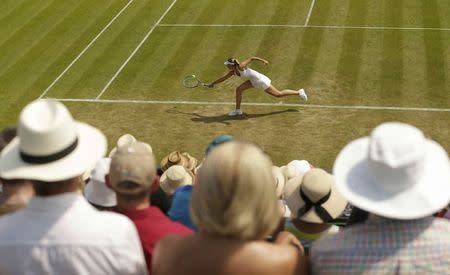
[{"left": 182, "top": 75, "right": 210, "bottom": 88}]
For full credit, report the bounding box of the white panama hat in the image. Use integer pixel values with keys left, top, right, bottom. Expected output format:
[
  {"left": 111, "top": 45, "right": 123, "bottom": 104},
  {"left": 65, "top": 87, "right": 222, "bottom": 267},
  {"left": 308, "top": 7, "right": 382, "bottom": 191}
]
[
  {"left": 0, "top": 100, "right": 107, "bottom": 182},
  {"left": 333, "top": 122, "right": 450, "bottom": 220}
]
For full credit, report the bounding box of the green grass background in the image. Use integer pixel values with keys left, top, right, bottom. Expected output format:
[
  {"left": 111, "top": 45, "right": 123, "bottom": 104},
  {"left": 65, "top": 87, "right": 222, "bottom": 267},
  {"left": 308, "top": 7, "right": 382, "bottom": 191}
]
[{"left": 0, "top": 0, "right": 448, "bottom": 170}]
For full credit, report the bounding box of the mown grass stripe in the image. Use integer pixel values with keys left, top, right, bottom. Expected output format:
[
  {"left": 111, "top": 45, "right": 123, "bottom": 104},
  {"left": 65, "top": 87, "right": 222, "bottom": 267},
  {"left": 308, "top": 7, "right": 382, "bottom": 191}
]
[
  {"left": 422, "top": 0, "right": 448, "bottom": 104},
  {"left": 57, "top": 0, "right": 151, "bottom": 99},
  {"left": 335, "top": 0, "right": 368, "bottom": 102},
  {"left": 38, "top": 0, "right": 134, "bottom": 99},
  {"left": 0, "top": 0, "right": 27, "bottom": 21},
  {"left": 146, "top": 0, "right": 231, "bottom": 97},
  {"left": 96, "top": 0, "right": 179, "bottom": 99},
  {"left": 380, "top": 0, "right": 404, "bottom": 106},
  {"left": 288, "top": 0, "right": 332, "bottom": 85},
  {"left": 0, "top": 0, "right": 81, "bottom": 78},
  {"left": 0, "top": 0, "right": 57, "bottom": 46}
]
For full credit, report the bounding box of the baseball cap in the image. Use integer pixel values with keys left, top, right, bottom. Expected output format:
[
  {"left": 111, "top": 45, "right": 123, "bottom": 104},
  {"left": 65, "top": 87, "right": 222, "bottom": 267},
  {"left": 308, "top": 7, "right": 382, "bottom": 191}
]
[{"left": 109, "top": 142, "right": 156, "bottom": 195}]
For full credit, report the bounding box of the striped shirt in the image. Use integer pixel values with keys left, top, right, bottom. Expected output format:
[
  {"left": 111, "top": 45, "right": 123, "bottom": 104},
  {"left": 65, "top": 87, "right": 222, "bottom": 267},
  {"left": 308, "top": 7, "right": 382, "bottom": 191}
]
[{"left": 310, "top": 216, "right": 450, "bottom": 275}]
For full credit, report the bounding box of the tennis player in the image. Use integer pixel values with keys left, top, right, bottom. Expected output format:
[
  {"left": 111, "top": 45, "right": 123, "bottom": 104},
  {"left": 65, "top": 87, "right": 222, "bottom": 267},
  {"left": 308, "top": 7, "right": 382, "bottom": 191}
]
[{"left": 208, "top": 57, "right": 308, "bottom": 116}]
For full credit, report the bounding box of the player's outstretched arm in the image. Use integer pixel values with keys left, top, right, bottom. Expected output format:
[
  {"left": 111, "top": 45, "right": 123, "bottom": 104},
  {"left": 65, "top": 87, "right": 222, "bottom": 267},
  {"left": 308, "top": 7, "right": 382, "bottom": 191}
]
[
  {"left": 239, "top": 56, "right": 269, "bottom": 69},
  {"left": 207, "top": 70, "right": 234, "bottom": 87}
]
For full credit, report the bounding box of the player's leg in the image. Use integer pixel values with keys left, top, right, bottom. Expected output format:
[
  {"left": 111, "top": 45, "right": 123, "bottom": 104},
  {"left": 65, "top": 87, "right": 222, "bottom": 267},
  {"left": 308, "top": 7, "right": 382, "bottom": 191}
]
[
  {"left": 229, "top": 80, "right": 253, "bottom": 116},
  {"left": 265, "top": 85, "right": 308, "bottom": 101}
]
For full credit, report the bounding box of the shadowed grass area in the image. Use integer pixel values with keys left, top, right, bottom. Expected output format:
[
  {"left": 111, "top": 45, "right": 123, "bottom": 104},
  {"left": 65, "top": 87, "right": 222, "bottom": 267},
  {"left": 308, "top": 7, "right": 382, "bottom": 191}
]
[{"left": 0, "top": 0, "right": 448, "bottom": 168}]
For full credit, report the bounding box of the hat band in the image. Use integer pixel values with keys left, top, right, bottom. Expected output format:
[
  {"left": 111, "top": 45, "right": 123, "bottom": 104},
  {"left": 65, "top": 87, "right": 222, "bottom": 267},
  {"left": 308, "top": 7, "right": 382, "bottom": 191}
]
[
  {"left": 297, "top": 188, "right": 333, "bottom": 222},
  {"left": 20, "top": 138, "right": 79, "bottom": 164}
]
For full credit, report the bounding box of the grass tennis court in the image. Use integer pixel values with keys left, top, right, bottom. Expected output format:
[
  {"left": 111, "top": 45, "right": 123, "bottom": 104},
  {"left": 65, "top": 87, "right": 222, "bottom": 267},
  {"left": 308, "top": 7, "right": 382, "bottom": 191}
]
[{"left": 0, "top": 0, "right": 449, "bottom": 169}]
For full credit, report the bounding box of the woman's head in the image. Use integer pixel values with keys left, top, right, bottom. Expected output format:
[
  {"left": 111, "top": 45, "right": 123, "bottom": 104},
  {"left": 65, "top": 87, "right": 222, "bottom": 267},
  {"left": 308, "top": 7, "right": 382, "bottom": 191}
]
[
  {"left": 224, "top": 58, "right": 239, "bottom": 69},
  {"left": 191, "top": 141, "right": 281, "bottom": 240}
]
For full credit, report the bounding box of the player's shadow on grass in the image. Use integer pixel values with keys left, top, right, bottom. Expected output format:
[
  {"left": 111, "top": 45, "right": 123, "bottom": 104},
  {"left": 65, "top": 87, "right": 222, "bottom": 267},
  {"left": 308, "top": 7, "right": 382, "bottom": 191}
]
[{"left": 168, "top": 109, "right": 299, "bottom": 125}]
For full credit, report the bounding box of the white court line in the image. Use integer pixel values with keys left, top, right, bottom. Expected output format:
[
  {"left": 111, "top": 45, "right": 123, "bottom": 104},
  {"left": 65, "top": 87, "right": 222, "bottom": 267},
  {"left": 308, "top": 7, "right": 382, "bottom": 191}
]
[
  {"left": 304, "top": 0, "right": 316, "bottom": 27},
  {"left": 38, "top": 0, "right": 134, "bottom": 99},
  {"left": 95, "top": 0, "right": 178, "bottom": 100},
  {"left": 52, "top": 98, "right": 450, "bottom": 112},
  {"left": 158, "top": 23, "right": 450, "bottom": 31}
]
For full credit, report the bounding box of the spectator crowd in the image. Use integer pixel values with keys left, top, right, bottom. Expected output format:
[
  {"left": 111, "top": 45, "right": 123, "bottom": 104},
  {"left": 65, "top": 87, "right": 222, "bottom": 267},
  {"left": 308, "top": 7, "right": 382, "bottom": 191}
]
[{"left": 0, "top": 99, "right": 449, "bottom": 275}]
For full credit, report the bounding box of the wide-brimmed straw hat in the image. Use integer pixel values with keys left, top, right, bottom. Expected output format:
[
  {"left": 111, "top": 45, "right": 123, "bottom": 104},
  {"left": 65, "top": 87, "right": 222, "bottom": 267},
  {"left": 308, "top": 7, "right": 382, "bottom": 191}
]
[
  {"left": 160, "top": 165, "right": 193, "bottom": 195},
  {"left": 286, "top": 168, "right": 347, "bottom": 223},
  {"left": 160, "top": 151, "right": 197, "bottom": 173},
  {"left": 0, "top": 100, "right": 106, "bottom": 181},
  {"left": 85, "top": 158, "right": 116, "bottom": 207},
  {"left": 334, "top": 122, "right": 450, "bottom": 220}
]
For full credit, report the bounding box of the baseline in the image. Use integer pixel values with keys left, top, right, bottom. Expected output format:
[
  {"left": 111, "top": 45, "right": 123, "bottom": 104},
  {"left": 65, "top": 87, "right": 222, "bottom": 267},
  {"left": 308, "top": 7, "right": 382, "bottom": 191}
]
[
  {"left": 52, "top": 98, "right": 450, "bottom": 113},
  {"left": 158, "top": 23, "right": 450, "bottom": 31}
]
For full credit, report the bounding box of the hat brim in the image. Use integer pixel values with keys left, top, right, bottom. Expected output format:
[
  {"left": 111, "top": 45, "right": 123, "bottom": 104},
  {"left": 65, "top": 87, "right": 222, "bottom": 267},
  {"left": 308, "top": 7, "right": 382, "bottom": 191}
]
[
  {"left": 0, "top": 122, "right": 106, "bottom": 182},
  {"left": 160, "top": 172, "right": 193, "bottom": 195},
  {"left": 333, "top": 137, "right": 450, "bottom": 219},
  {"left": 85, "top": 180, "right": 116, "bottom": 207}
]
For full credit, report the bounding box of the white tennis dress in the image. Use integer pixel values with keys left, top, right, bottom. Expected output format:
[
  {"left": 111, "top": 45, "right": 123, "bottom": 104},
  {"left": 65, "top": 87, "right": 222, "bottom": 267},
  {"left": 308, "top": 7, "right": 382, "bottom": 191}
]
[{"left": 237, "top": 68, "right": 271, "bottom": 90}]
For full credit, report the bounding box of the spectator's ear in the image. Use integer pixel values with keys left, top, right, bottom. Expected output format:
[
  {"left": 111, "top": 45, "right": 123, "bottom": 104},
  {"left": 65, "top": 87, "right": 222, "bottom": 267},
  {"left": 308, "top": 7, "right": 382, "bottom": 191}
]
[
  {"left": 150, "top": 176, "right": 160, "bottom": 193},
  {"left": 104, "top": 174, "right": 113, "bottom": 190}
]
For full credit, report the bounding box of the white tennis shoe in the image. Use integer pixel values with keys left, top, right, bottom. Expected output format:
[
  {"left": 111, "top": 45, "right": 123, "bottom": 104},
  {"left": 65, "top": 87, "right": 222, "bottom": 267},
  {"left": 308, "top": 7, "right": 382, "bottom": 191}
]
[
  {"left": 298, "top": 88, "right": 308, "bottom": 102},
  {"left": 228, "top": 109, "right": 243, "bottom": 116}
]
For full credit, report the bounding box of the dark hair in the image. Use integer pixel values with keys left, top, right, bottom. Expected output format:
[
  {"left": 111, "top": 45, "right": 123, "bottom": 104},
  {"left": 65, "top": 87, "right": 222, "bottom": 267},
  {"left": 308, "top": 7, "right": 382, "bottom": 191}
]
[
  {"left": 227, "top": 58, "right": 239, "bottom": 66},
  {"left": 0, "top": 127, "right": 17, "bottom": 152},
  {"left": 32, "top": 178, "right": 80, "bottom": 196},
  {"left": 346, "top": 207, "right": 369, "bottom": 226}
]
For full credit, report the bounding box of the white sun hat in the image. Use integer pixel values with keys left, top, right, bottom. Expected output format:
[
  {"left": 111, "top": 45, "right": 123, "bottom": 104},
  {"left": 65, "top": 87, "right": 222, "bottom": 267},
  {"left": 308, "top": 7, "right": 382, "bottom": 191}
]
[
  {"left": 288, "top": 160, "right": 312, "bottom": 176},
  {"left": 333, "top": 122, "right": 450, "bottom": 220},
  {"left": 0, "top": 100, "right": 107, "bottom": 181},
  {"left": 160, "top": 165, "right": 193, "bottom": 195},
  {"left": 85, "top": 158, "right": 116, "bottom": 207}
]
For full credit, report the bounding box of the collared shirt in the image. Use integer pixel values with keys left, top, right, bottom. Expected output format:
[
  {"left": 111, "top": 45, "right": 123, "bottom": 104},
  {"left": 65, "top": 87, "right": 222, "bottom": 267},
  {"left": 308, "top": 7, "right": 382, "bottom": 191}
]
[
  {"left": 0, "top": 193, "right": 147, "bottom": 275},
  {"left": 310, "top": 216, "right": 450, "bottom": 275},
  {"left": 116, "top": 206, "right": 193, "bottom": 274}
]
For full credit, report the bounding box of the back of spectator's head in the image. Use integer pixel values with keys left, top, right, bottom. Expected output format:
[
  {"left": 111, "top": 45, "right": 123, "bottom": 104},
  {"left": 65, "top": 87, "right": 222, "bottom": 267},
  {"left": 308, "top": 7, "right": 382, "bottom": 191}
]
[
  {"left": 109, "top": 142, "right": 156, "bottom": 196},
  {"left": 159, "top": 165, "right": 193, "bottom": 195},
  {"left": 191, "top": 141, "right": 280, "bottom": 240},
  {"left": 286, "top": 168, "right": 347, "bottom": 223},
  {"left": 0, "top": 100, "right": 106, "bottom": 185},
  {"left": 85, "top": 158, "right": 116, "bottom": 208},
  {"left": 205, "top": 134, "right": 234, "bottom": 155},
  {"left": 334, "top": 122, "right": 450, "bottom": 220}
]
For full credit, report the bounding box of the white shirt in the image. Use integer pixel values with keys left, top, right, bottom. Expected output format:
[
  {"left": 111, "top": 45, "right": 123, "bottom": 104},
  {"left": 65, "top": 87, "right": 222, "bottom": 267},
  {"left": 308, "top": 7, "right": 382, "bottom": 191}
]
[{"left": 0, "top": 193, "right": 148, "bottom": 275}]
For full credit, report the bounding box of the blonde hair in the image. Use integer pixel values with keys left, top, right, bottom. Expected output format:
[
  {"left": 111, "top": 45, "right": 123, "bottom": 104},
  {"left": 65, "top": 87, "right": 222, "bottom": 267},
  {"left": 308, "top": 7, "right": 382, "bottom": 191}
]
[{"left": 191, "top": 141, "right": 280, "bottom": 240}]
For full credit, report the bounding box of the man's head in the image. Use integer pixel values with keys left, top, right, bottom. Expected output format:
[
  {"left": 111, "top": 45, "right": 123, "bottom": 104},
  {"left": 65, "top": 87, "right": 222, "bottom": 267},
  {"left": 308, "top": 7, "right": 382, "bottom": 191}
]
[
  {"left": 0, "top": 100, "right": 106, "bottom": 196},
  {"left": 108, "top": 142, "right": 156, "bottom": 202}
]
